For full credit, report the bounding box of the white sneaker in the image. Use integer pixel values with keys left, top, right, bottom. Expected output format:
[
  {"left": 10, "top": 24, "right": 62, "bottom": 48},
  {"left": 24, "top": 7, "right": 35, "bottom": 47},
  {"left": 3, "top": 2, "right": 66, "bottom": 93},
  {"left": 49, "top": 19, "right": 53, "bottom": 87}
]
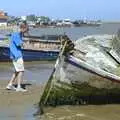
[
  {"left": 6, "top": 85, "right": 16, "bottom": 90},
  {"left": 16, "top": 87, "right": 27, "bottom": 92}
]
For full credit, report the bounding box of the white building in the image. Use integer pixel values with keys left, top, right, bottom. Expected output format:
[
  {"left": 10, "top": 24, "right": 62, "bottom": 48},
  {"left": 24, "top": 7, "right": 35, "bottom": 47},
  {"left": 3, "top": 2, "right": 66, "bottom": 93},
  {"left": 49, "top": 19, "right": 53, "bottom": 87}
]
[
  {"left": 62, "top": 19, "right": 73, "bottom": 26},
  {"left": 0, "top": 10, "right": 8, "bottom": 26},
  {"left": 21, "top": 16, "right": 27, "bottom": 21}
]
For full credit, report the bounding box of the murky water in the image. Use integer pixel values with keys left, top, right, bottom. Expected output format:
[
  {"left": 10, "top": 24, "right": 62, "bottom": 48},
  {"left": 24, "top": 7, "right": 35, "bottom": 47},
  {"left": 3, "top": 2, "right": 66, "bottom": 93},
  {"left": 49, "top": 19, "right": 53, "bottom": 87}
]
[
  {"left": 29, "top": 23, "right": 120, "bottom": 40},
  {"left": 0, "top": 105, "right": 36, "bottom": 120}
]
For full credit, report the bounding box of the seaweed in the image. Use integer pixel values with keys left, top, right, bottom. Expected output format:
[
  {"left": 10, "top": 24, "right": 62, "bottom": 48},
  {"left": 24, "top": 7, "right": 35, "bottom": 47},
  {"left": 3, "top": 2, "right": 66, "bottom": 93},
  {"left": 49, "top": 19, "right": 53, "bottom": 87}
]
[{"left": 43, "top": 81, "right": 120, "bottom": 106}]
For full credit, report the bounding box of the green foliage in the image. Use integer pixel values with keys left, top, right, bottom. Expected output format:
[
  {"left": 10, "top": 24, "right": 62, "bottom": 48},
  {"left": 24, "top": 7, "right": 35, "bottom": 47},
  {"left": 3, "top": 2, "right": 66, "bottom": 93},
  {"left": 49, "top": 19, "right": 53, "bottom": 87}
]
[
  {"left": 38, "top": 16, "right": 50, "bottom": 23},
  {"left": 26, "top": 14, "right": 37, "bottom": 21}
]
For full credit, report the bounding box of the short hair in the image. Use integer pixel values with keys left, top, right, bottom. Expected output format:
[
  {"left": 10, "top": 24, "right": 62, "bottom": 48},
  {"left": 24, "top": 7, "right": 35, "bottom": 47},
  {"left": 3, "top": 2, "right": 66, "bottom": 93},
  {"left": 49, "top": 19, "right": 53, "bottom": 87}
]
[{"left": 20, "top": 22, "right": 29, "bottom": 31}]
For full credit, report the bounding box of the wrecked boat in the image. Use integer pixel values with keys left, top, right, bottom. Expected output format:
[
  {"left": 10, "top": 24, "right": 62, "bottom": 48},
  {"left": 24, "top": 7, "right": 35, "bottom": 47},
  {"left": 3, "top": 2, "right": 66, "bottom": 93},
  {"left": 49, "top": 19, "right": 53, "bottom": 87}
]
[{"left": 38, "top": 33, "right": 120, "bottom": 114}]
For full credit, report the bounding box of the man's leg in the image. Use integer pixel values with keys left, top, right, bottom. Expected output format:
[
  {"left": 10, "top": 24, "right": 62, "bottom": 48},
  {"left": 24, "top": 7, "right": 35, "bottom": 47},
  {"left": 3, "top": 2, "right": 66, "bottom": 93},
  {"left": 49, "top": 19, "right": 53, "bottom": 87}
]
[
  {"left": 16, "top": 71, "right": 23, "bottom": 88},
  {"left": 6, "top": 72, "right": 18, "bottom": 90},
  {"left": 16, "top": 71, "right": 27, "bottom": 92}
]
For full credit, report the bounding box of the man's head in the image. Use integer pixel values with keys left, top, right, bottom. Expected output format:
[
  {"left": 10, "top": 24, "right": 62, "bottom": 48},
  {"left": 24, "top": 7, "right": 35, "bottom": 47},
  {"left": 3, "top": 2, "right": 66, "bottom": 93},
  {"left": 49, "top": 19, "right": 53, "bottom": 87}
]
[{"left": 20, "top": 22, "right": 29, "bottom": 34}]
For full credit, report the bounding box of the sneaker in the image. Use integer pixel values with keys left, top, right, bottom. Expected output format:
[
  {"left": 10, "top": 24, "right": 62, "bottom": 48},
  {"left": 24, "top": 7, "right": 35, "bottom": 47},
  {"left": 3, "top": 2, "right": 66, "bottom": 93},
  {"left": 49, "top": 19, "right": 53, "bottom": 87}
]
[
  {"left": 6, "top": 85, "right": 16, "bottom": 90},
  {"left": 16, "top": 87, "right": 27, "bottom": 92}
]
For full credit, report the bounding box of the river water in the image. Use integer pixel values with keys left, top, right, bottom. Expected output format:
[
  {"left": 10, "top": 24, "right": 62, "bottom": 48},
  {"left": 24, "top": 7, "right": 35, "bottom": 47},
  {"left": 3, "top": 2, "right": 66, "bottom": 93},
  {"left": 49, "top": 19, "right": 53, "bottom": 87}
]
[
  {"left": 1, "top": 23, "right": 120, "bottom": 120},
  {"left": 29, "top": 23, "right": 120, "bottom": 40}
]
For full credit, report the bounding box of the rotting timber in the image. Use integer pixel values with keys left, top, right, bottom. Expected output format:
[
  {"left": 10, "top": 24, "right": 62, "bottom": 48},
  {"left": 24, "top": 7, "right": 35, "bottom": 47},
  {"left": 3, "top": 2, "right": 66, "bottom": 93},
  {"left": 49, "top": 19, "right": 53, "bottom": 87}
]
[{"left": 38, "top": 33, "right": 120, "bottom": 114}]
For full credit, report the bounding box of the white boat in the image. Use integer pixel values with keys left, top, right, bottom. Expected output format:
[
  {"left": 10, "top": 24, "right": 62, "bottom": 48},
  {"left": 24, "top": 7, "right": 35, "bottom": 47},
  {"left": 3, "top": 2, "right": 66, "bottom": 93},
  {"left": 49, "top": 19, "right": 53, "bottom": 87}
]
[{"left": 39, "top": 34, "right": 120, "bottom": 109}]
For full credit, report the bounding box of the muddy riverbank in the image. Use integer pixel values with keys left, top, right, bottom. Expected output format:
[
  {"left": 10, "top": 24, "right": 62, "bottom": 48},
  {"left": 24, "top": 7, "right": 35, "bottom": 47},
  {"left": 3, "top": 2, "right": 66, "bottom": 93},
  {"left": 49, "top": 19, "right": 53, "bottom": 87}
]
[
  {"left": 0, "top": 61, "right": 54, "bottom": 120},
  {"left": 1, "top": 61, "right": 120, "bottom": 120},
  {"left": 0, "top": 79, "right": 43, "bottom": 120},
  {"left": 1, "top": 79, "right": 120, "bottom": 120}
]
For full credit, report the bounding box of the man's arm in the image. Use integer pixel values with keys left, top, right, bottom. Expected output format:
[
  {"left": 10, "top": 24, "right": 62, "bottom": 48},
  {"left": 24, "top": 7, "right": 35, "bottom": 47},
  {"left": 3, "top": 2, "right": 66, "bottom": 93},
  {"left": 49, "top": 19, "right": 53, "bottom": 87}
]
[{"left": 13, "top": 34, "right": 23, "bottom": 47}]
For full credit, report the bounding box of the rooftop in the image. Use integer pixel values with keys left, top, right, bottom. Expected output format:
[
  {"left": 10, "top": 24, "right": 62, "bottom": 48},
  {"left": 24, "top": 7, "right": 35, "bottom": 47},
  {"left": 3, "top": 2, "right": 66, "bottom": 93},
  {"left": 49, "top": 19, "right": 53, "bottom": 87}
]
[{"left": 0, "top": 10, "right": 8, "bottom": 19}]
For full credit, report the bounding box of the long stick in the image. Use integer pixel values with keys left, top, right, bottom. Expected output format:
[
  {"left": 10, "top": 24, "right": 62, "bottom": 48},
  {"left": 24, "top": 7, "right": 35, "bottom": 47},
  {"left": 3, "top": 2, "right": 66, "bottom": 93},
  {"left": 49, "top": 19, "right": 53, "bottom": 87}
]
[{"left": 38, "top": 40, "right": 68, "bottom": 115}]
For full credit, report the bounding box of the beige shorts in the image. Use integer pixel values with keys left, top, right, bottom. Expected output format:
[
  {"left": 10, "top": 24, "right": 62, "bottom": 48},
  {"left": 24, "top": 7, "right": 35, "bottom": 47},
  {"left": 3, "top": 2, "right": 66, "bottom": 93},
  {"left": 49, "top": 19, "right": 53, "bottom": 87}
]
[{"left": 13, "top": 57, "right": 24, "bottom": 72}]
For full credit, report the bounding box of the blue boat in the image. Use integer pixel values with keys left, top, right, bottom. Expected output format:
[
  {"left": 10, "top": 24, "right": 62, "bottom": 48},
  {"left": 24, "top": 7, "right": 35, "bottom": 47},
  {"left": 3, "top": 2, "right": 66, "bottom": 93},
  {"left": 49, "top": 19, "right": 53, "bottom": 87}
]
[
  {"left": 0, "top": 35, "right": 8, "bottom": 41},
  {"left": 0, "top": 34, "right": 61, "bottom": 61},
  {"left": 0, "top": 46, "right": 59, "bottom": 61}
]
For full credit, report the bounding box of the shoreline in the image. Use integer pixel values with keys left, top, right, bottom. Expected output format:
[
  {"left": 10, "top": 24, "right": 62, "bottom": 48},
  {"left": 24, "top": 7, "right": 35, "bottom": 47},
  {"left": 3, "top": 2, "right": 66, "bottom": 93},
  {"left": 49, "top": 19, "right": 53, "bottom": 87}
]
[
  {"left": 1, "top": 79, "right": 120, "bottom": 120},
  {"left": 0, "top": 79, "right": 43, "bottom": 106},
  {"left": 0, "top": 79, "right": 44, "bottom": 119}
]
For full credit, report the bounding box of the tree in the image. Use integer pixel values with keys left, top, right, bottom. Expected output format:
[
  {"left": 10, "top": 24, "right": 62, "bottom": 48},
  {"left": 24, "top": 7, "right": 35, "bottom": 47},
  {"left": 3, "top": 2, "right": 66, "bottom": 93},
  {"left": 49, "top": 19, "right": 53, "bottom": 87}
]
[
  {"left": 39, "top": 16, "right": 50, "bottom": 23},
  {"left": 26, "top": 14, "right": 36, "bottom": 21}
]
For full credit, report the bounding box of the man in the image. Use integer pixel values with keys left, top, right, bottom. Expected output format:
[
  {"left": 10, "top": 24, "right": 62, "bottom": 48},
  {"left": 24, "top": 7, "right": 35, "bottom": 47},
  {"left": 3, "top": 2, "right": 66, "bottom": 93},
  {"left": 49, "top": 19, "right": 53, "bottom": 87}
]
[{"left": 6, "top": 23, "right": 29, "bottom": 92}]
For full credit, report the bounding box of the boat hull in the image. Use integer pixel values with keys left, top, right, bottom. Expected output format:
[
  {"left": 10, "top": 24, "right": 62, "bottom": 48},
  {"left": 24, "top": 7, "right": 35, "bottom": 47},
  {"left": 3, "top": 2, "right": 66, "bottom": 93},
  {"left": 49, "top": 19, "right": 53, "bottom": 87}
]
[
  {"left": 42, "top": 55, "right": 120, "bottom": 106},
  {"left": 0, "top": 46, "right": 59, "bottom": 61}
]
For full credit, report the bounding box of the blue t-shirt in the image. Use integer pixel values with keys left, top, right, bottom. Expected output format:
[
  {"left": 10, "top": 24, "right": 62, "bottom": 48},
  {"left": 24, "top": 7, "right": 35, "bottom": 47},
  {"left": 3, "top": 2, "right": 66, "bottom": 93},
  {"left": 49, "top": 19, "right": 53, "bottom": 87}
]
[{"left": 9, "top": 32, "right": 23, "bottom": 60}]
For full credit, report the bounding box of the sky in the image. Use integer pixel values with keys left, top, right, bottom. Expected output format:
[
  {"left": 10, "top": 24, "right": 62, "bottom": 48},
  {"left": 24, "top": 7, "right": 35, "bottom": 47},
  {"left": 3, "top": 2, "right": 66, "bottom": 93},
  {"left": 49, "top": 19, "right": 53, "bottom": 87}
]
[{"left": 0, "top": 0, "right": 120, "bottom": 21}]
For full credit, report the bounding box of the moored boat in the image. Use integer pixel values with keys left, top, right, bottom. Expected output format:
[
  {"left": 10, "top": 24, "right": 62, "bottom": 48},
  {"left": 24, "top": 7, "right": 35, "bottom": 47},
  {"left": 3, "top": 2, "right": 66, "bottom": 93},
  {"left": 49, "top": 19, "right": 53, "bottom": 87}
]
[
  {"left": 0, "top": 34, "right": 63, "bottom": 61},
  {"left": 0, "top": 34, "right": 8, "bottom": 41}
]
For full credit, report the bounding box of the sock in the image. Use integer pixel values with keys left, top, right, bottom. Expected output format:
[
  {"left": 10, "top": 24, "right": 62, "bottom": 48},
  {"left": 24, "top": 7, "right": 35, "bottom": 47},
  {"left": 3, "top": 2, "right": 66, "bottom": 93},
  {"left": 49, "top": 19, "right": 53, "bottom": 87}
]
[
  {"left": 8, "top": 83, "right": 13, "bottom": 86},
  {"left": 17, "top": 85, "right": 21, "bottom": 88}
]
